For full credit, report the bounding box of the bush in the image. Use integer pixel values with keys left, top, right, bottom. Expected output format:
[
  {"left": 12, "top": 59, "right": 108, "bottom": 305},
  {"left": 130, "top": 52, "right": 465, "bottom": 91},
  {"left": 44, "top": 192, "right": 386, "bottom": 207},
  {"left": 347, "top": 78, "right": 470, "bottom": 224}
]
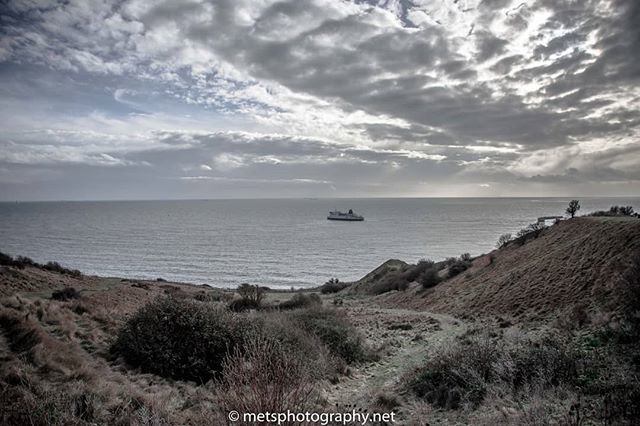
[
  {"left": 514, "top": 222, "right": 545, "bottom": 245},
  {"left": 51, "top": 287, "right": 81, "bottom": 301},
  {"left": 0, "top": 252, "right": 37, "bottom": 270},
  {"left": 401, "top": 259, "right": 436, "bottom": 283},
  {"left": 278, "top": 293, "right": 322, "bottom": 310},
  {"left": 446, "top": 255, "right": 472, "bottom": 279},
  {"left": 589, "top": 205, "right": 636, "bottom": 217},
  {"left": 112, "top": 297, "right": 249, "bottom": 382},
  {"left": 320, "top": 278, "right": 349, "bottom": 294},
  {"left": 420, "top": 268, "right": 442, "bottom": 289},
  {"left": 228, "top": 297, "right": 261, "bottom": 312},
  {"left": 237, "top": 283, "right": 264, "bottom": 305},
  {"left": 417, "top": 258, "right": 435, "bottom": 268},
  {"left": 408, "top": 335, "right": 493, "bottom": 409},
  {"left": 14, "top": 256, "right": 36, "bottom": 268},
  {"left": 0, "top": 251, "right": 13, "bottom": 266},
  {"left": 256, "top": 311, "right": 345, "bottom": 381},
  {"left": 43, "top": 261, "right": 81, "bottom": 277},
  {"left": 407, "top": 330, "right": 579, "bottom": 410},
  {"left": 287, "top": 307, "right": 371, "bottom": 364},
  {"left": 367, "top": 272, "right": 410, "bottom": 295}
]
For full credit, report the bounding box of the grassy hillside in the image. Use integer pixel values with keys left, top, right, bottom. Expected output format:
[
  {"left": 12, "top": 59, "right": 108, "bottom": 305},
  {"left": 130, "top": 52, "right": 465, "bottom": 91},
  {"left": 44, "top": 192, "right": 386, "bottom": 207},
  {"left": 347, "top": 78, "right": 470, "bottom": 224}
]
[{"left": 372, "top": 217, "right": 640, "bottom": 322}]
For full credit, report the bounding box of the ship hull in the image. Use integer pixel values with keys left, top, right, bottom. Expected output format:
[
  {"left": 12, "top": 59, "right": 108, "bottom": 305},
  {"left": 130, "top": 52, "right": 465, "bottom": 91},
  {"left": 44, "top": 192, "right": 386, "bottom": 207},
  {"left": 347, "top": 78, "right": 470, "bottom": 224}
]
[{"left": 327, "top": 216, "right": 364, "bottom": 221}]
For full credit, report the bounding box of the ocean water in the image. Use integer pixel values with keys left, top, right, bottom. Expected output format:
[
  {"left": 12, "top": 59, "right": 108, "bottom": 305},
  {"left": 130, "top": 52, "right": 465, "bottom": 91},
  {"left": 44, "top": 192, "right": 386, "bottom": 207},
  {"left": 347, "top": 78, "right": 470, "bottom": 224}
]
[{"left": 0, "top": 198, "right": 637, "bottom": 289}]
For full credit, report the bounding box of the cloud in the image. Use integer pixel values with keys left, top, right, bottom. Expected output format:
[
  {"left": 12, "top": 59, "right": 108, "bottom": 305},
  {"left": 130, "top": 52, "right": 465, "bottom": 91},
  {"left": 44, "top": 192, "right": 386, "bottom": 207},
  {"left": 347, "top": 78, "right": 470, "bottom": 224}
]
[{"left": 0, "top": 0, "right": 638, "bottom": 199}]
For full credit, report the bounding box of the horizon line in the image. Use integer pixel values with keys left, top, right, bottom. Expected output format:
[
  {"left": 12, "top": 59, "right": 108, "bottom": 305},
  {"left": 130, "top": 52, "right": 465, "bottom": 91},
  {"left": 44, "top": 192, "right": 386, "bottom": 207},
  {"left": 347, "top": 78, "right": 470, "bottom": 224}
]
[{"left": 2, "top": 195, "right": 640, "bottom": 203}]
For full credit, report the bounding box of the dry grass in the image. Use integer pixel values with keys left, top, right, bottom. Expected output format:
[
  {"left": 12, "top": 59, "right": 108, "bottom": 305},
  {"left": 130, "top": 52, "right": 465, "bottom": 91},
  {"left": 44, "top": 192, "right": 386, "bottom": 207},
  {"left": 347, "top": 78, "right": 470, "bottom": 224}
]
[
  {"left": 0, "top": 282, "right": 369, "bottom": 424},
  {"left": 0, "top": 282, "right": 231, "bottom": 425},
  {"left": 215, "top": 335, "right": 321, "bottom": 422},
  {"left": 2, "top": 231, "right": 639, "bottom": 425},
  {"left": 378, "top": 218, "right": 640, "bottom": 322}
]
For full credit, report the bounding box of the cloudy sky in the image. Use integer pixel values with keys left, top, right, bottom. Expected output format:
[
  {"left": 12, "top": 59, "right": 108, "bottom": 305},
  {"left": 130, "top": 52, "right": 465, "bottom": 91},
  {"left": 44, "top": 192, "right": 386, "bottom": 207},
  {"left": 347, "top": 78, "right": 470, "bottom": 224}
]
[{"left": 0, "top": 0, "right": 639, "bottom": 200}]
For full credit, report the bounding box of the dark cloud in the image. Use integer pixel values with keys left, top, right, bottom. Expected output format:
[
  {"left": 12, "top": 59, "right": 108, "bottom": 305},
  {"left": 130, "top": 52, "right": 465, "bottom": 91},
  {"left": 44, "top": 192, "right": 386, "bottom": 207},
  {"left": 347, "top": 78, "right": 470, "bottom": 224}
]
[{"left": 475, "top": 31, "right": 509, "bottom": 61}]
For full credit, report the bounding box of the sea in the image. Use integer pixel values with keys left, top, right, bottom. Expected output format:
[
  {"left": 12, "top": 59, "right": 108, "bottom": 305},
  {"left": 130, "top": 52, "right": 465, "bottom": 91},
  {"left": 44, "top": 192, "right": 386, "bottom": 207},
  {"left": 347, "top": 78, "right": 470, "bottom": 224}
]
[{"left": 0, "top": 197, "right": 637, "bottom": 289}]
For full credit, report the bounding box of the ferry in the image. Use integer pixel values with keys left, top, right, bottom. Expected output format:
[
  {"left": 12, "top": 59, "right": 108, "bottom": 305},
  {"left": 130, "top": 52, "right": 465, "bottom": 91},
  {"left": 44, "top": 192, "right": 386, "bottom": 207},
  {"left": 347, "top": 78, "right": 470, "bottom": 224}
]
[{"left": 327, "top": 209, "right": 364, "bottom": 221}]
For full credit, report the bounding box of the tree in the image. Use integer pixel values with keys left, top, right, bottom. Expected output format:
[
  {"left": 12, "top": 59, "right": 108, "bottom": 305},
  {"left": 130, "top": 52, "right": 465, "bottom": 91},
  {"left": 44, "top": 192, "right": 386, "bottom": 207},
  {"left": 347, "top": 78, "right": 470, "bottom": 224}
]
[
  {"left": 496, "top": 233, "right": 512, "bottom": 249},
  {"left": 620, "top": 206, "right": 634, "bottom": 216},
  {"left": 566, "top": 200, "right": 580, "bottom": 218}
]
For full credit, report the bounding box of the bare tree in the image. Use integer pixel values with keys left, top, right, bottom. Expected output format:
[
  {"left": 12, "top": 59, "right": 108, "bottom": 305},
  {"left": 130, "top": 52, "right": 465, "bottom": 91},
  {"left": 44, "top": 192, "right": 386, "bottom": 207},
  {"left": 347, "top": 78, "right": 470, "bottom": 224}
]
[{"left": 566, "top": 200, "right": 580, "bottom": 218}]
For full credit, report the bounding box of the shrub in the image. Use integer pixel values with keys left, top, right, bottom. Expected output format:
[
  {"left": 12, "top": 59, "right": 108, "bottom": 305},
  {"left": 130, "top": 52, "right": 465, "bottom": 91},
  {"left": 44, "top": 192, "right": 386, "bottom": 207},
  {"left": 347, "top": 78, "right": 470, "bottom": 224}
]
[
  {"left": 397, "top": 280, "right": 410, "bottom": 291},
  {"left": 406, "top": 330, "right": 580, "bottom": 410},
  {"left": 374, "top": 393, "right": 402, "bottom": 411},
  {"left": 278, "top": 293, "right": 322, "bottom": 310},
  {"left": 193, "top": 291, "right": 225, "bottom": 302},
  {"left": 0, "top": 252, "right": 37, "bottom": 270},
  {"left": 408, "top": 335, "right": 494, "bottom": 409},
  {"left": 287, "top": 307, "right": 371, "bottom": 364},
  {"left": 228, "top": 297, "right": 261, "bottom": 312},
  {"left": 0, "top": 251, "right": 13, "bottom": 266},
  {"left": 589, "top": 205, "right": 636, "bottom": 217},
  {"left": 367, "top": 272, "right": 410, "bottom": 295},
  {"left": 402, "top": 259, "right": 437, "bottom": 283},
  {"left": 112, "top": 297, "right": 249, "bottom": 382},
  {"left": 51, "top": 287, "right": 81, "bottom": 301},
  {"left": 0, "top": 253, "right": 80, "bottom": 276},
  {"left": 504, "top": 335, "right": 578, "bottom": 390},
  {"left": 237, "top": 283, "right": 264, "bottom": 306},
  {"left": 496, "top": 233, "right": 512, "bottom": 249},
  {"left": 417, "top": 258, "right": 435, "bottom": 268},
  {"left": 43, "top": 261, "right": 81, "bottom": 277},
  {"left": 216, "top": 334, "right": 319, "bottom": 416},
  {"left": 447, "top": 256, "right": 471, "bottom": 278},
  {"left": 620, "top": 205, "right": 635, "bottom": 216},
  {"left": 320, "top": 278, "right": 349, "bottom": 294},
  {"left": 514, "top": 222, "right": 545, "bottom": 245},
  {"left": 14, "top": 256, "right": 36, "bottom": 268},
  {"left": 420, "top": 268, "right": 442, "bottom": 289},
  {"left": 256, "top": 311, "right": 345, "bottom": 380}
]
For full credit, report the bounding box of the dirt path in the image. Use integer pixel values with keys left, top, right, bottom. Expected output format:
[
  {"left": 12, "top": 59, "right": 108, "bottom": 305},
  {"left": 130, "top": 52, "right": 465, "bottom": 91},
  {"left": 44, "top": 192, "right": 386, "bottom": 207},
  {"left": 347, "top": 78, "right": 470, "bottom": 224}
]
[{"left": 325, "top": 300, "right": 469, "bottom": 414}]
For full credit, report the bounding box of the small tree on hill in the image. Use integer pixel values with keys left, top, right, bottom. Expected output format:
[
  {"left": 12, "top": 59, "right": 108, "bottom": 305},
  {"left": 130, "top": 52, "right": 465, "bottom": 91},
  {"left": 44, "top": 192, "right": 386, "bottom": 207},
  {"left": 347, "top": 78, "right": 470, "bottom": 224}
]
[
  {"left": 496, "top": 233, "right": 512, "bottom": 249},
  {"left": 566, "top": 200, "right": 580, "bottom": 218},
  {"left": 620, "top": 206, "right": 634, "bottom": 216},
  {"left": 237, "top": 283, "right": 264, "bottom": 305}
]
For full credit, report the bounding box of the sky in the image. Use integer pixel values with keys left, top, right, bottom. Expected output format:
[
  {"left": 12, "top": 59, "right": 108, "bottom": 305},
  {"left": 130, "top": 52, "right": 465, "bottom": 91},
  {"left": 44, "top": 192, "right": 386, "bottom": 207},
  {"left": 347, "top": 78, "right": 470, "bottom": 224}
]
[{"left": 0, "top": 0, "right": 639, "bottom": 200}]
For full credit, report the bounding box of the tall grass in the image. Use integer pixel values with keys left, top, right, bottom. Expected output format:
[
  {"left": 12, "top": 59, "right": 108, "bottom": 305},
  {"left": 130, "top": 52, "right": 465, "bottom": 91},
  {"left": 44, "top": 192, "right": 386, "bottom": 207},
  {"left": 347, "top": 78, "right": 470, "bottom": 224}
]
[{"left": 216, "top": 335, "right": 320, "bottom": 417}]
